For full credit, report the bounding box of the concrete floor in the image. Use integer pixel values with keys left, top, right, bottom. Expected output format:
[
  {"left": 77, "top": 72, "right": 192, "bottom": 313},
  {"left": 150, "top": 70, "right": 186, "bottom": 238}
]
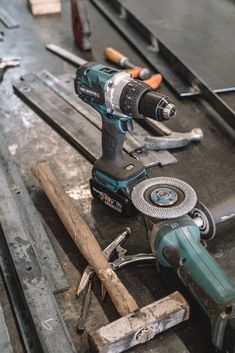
[{"left": 0, "top": 1, "right": 235, "bottom": 353}]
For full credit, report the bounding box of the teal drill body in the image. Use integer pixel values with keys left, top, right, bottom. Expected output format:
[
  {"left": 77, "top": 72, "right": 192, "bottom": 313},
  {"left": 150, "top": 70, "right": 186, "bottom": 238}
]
[
  {"left": 75, "top": 63, "right": 176, "bottom": 215},
  {"left": 148, "top": 215, "right": 235, "bottom": 350},
  {"left": 75, "top": 64, "right": 132, "bottom": 131}
]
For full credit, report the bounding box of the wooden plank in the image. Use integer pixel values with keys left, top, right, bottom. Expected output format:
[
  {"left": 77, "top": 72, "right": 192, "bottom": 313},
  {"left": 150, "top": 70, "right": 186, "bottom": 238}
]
[
  {"left": 28, "top": 1, "right": 61, "bottom": 15},
  {"left": 0, "top": 150, "right": 76, "bottom": 353},
  {"left": 0, "top": 131, "right": 69, "bottom": 294}
]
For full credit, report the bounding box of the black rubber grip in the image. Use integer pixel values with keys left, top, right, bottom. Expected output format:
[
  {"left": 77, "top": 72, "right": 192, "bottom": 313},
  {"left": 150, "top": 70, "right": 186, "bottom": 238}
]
[{"left": 101, "top": 118, "right": 125, "bottom": 162}]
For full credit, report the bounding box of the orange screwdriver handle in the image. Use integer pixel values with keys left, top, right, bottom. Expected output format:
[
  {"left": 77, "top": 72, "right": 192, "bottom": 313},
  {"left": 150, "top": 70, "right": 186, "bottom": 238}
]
[
  {"left": 104, "top": 47, "right": 127, "bottom": 66},
  {"left": 104, "top": 47, "right": 151, "bottom": 79},
  {"left": 144, "top": 74, "right": 162, "bottom": 90}
]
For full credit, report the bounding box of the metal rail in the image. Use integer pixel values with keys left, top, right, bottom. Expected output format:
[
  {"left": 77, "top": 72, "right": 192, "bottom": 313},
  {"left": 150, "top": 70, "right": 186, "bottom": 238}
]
[
  {"left": 92, "top": 0, "right": 235, "bottom": 131},
  {"left": 0, "top": 132, "right": 76, "bottom": 353},
  {"left": 0, "top": 131, "right": 69, "bottom": 294}
]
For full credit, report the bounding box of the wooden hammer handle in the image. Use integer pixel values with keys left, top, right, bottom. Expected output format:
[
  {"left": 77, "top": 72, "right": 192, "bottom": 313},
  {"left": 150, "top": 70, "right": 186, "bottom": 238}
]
[{"left": 32, "top": 161, "right": 138, "bottom": 317}]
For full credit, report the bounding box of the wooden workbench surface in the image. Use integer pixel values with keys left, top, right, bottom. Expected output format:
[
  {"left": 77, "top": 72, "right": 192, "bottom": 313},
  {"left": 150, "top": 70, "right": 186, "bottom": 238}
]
[{"left": 0, "top": 1, "right": 235, "bottom": 352}]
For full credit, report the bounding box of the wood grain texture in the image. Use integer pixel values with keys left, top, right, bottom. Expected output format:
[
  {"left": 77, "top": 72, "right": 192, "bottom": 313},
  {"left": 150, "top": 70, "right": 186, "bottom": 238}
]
[{"left": 32, "top": 160, "right": 138, "bottom": 317}]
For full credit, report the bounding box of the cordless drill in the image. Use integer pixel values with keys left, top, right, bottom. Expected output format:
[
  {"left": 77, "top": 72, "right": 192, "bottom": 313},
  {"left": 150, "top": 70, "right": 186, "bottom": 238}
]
[
  {"left": 132, "top": 177, "right": 235, "bottom": 351},
  {"left": 74, "top": 63, "right": 176, "bottom": 216}
]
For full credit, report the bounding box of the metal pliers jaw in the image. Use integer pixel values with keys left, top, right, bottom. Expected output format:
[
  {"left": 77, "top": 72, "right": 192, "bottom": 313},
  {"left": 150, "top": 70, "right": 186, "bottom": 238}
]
[
  {"left": 77, "top": 227, "right": 131, "bottom": 296},
  {"left": 77, "top": 227, "right": 156, "bottom": 297}
]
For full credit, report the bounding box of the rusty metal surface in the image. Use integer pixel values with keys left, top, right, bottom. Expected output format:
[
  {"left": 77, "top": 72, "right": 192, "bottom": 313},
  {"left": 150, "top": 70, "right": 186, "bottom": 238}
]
[
  {"left": 0, "top": 304, "right": 14, "bottom": 353},
  {"left": 0, "top": 0, "right": 235, "bottom": 353},
  {"left": 0, "top": 139, "right": 76, "bottom": 353},
  {"left": 0, "top": 131, "right": 69, "bottom": 294}
]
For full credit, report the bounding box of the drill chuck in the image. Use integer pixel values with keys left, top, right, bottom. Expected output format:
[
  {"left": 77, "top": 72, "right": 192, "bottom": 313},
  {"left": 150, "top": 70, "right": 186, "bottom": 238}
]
[
  {"left": 119, "top": 80, "right": 176, "bottom": 121},
  {"left": 138, "top": 91, "right": 176, "bottom": 121}
]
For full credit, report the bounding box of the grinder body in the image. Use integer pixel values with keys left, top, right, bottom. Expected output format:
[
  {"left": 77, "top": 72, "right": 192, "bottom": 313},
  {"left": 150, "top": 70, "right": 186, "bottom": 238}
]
[
  {"left": 131, "top": 177, "right": 235, "bottom": 351},
  {"left": 147, "top": 215, "right": 235, "bottom": 351},
  {"left": 75, "top": 63, "right": 176, "bottom": 216}
]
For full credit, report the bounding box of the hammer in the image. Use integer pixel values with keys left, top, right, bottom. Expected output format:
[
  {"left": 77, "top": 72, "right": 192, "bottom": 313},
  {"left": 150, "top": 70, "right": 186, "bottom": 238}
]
[{"left": 32, "top": 161, "right": 189, "bottom": 353}]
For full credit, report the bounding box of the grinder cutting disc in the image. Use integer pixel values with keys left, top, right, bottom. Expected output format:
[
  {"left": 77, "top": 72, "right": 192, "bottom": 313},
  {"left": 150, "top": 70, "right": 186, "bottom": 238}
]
[{"left": 131, "top": 177, "right": 197, "bottom": 219}]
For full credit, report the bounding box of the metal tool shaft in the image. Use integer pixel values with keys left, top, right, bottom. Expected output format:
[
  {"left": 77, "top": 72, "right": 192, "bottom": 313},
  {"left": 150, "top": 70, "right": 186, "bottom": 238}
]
[
  {"left": 144, "top": 124, "right": 203, "bottom": 150},
  {"left": 77, "top": 281, "right": 92, "bottom": 333}
]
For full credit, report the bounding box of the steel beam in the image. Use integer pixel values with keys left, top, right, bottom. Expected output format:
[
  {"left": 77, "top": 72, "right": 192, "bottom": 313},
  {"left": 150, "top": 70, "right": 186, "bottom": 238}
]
[
  {"left": 0, "top": 131, "right": 69, "bottom": 294},
  {"left": 0, "top": 304, "right": 14, "bottom": 353},
  {"left": 0, "top": 137, "right": 76, "bottom": 353}
]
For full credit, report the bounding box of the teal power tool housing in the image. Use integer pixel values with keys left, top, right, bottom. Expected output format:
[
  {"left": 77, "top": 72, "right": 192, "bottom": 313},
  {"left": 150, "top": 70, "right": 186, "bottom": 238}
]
[
  {"left": 74, "top": 63, "right": 176, "bottom": 216},
  {"left": 132, "top": 177, "right": 235, "bottom": 351}
]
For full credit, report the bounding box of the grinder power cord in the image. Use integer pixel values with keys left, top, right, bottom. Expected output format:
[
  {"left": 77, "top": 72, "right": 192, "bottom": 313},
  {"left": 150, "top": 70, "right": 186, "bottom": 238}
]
[
  {"left": 74, "top": 62, "right": 176, "bottom": 216},
  {"left": 132, "top": 177, "right": 235, "bottom": 352}
]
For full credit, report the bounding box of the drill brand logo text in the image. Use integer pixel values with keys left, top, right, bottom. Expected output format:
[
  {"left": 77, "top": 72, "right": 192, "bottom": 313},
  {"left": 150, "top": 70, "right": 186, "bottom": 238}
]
[{"left": 92, "top": 187, "right": 122, "bottom": 212}]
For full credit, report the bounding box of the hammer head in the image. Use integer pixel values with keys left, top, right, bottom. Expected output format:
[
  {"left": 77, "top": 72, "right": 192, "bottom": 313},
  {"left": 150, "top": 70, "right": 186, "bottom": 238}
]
[{"left": 89, "top": 291, "right": 189, "bottom": 353}]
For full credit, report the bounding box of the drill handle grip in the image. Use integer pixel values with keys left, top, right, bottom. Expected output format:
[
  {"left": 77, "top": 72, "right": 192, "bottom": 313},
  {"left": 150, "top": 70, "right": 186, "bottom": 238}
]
[{"left": 101, "top": 117, "right": 126, "bottom": 162}]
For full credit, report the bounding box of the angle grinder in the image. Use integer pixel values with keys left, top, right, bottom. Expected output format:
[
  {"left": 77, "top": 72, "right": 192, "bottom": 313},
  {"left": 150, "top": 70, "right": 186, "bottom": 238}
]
[{"left": 131, "top": 177, "right": 235, "bottom": 352}]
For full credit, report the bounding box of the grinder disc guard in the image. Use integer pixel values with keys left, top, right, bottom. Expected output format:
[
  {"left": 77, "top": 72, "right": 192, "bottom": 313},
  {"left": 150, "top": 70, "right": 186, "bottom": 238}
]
[{"left": 132, "top": 177, "right": 197, "bottom": 219}]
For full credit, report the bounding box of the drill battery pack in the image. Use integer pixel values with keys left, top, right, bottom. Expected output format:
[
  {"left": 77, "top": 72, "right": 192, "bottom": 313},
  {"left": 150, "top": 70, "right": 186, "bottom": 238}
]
[{"left": 90, "top": 169, "right": 146, "bottom": 216}]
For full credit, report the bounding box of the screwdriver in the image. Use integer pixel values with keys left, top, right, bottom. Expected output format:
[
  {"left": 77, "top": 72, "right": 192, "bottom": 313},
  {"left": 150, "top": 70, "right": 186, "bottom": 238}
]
[{"left": 104, "top": 47, "right": 150, "bottom": 80}]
